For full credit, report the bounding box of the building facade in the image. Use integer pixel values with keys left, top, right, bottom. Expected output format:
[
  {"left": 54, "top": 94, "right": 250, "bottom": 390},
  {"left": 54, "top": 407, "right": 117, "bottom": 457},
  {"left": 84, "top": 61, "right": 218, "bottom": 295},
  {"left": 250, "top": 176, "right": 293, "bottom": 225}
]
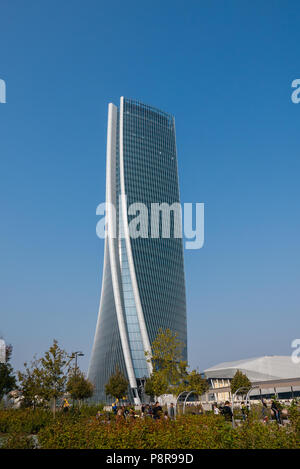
[
  {"left": 204, "top": 356, "right": 300, "bottom": 402},
  {"left": 88, "top": 98, "right": 187, "bottom": 403}
]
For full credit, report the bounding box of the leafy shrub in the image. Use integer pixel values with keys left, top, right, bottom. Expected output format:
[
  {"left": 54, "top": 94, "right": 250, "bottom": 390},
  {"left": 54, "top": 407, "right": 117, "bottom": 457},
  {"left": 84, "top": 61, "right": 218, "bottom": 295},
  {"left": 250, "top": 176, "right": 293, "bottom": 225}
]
[
  {"left": 289, "top": 401, "right": 300, "bottom": 427},
  {"left": 233, "top": 419, "right": 299, "bottom": 449},
  {"left": 0, "top": 433, "right": 37, "bottom": 449},
  {"left": 38, "top": 411, "right": 300, "bottom": 449},
  {"left": 0, "top": 408, "right": 52, "bottom": 434},
  {"left": 1, "top": 406, "right": 300, "bottom": 449},
  {"left": 38, "top": 414, "right": 236, "bottom": 449}
]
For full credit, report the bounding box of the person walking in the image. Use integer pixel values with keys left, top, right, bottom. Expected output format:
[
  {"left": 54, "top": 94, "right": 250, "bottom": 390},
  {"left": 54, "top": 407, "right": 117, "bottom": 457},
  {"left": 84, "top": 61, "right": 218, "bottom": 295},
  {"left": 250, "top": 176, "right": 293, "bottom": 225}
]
[
  {"left": 222, "top": 401, "right": 233, "bottom": 422},
  {"left": 147, "top": 404, "right": 153, "bottom": 418},
  {"left": 63, "top": 398, "right": 70, "bottom": 414},
  {"left": 262, "top": 399, "right": 268, "bottom": 423},
  {"left": 168, "top": 402, "right": 175, "bottom": 420},
  {"left": 213, "top": 403, "right": 220, "bottom": 415},
  {"left": 241, "top": 402, "right": 248, "bottom": 421},
  {"left": 271, "top": 400, "right": 282, "bottom": 424},
  {"left": 153, "top": 401, "right": 162, "bottom": 420},
  {"left": 123, "top": 406, "right": 129, "bottom": 419},
  {"left": 112, "top": 402, "right": 117, "bottom": 416},
  {"left": 116, "top": 407, "right": 124, "bottom": 422}
]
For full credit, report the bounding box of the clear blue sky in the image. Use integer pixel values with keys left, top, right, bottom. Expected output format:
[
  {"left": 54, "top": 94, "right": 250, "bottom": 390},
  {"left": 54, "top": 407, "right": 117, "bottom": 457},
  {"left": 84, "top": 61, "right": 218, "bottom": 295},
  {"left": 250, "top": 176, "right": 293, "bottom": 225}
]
[{"left": 1, "top": 0, "right": 299, "bottom": 374}]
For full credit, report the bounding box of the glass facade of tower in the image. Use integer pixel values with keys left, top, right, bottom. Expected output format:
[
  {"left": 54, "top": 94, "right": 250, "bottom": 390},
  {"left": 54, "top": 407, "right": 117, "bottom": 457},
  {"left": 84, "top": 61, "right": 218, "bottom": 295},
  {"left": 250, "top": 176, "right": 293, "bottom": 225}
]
[{"left": 88, "top": 98, "right": 187, "bottom": 403}]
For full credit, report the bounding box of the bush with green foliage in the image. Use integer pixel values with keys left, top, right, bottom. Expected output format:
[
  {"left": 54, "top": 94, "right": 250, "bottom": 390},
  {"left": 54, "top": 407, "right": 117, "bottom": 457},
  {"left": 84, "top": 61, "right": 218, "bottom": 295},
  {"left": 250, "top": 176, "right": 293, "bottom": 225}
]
[
  {"left": 1, "top": 404, "right": 299, "bottom": 449},
  {"left": 0, "top": 408, "right": 52, "bottom": 434},
  {"left": 1, "top": 433, "right": 37, "bottom": 449},
  {"left": 38, "top": 412, "right": 300, "bottom": 449},
  {"left": 232, "top": 418, "right": 298, "bottom": 449},
  {"left": 38, "top": 414, "right": 235, "bottom": 449}
]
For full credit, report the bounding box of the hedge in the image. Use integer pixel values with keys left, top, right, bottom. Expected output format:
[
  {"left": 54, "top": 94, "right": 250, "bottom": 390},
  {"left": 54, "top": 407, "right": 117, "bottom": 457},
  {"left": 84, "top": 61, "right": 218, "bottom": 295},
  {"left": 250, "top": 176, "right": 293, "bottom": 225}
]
[
  {"left": 1, "top": 408, "right": 299, "bottom": 449},
  {"left": 0, "top": 408, "right": 52, "bottom": 434},
  {"left": 38, "top": 414, "right": 300, "bottom": 449}
]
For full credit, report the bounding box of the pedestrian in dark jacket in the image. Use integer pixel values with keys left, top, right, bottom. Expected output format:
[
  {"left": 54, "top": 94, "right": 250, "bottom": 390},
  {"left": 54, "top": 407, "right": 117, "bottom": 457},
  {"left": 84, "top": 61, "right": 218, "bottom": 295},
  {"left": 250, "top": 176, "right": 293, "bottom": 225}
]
[
  {"left": 153, "top": 401, "right": 162, "bottom": 420},
  {"left": 222, "top": 401, "right": 233, "bottom": 421},
  {"left": 168, "top": 402, "right": 175, "bottom": 420},
  {"left": 271, "top": 400, "right": 281, "bottom": 424},
  {"left": 262, "top": 399, "right": 268, "bottom": 422}
]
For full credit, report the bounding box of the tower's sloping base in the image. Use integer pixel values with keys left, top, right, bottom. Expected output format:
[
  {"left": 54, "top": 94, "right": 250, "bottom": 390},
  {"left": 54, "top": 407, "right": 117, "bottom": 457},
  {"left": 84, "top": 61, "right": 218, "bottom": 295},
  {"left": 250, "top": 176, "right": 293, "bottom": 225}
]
[{"left": 88, "top": 246, "right": 128, "bottom": 403}]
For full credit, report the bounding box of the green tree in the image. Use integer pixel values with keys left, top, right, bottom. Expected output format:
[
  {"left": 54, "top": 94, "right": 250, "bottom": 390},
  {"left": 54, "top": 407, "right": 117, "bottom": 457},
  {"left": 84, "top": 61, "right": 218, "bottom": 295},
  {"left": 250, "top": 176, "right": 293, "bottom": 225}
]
[
  {"left": 144, "top": 374, "right": 156, "bottom": 399},
  {"left": 105, "top": 367, "right": 129, "bottom": 401},
  {"left": 186, "top": 370, "right": 209, "bottom": 396},
  {"left": 230, "top": 370, "right": 251, "bottom": 395},
  {"left": 66, "top": 369, "right": 94, "bottom": 405},
  {"left": 38, "top": 340, "right": 69, "bottom": 415},
  {"left": 18, "top": 340, "right": 69, "bottom": 415},
  {"left": 145, "top": 328, "right": 188, "bottom": 398},
  {"left": 18, "top": 358, "right": 44, "bottom": 408},
  {"left": 0, "top": 344, "right": 16, "bottom": 400},
  {"left": 144, "top": 371, "right": 169, "bottom": 399}
]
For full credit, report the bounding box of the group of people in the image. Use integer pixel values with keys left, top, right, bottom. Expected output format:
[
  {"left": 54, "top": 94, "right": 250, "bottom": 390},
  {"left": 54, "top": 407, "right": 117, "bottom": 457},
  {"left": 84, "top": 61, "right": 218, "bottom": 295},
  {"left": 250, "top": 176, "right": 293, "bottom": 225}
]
[
  {"left": 213, "top": 400, "right": 250, "bottom": 422},
  {"left": 92, "top": 398, "right": 287, "bottom": 428},
  {"left": 62, "top": 395, "right": 284, "bottom": 426},
  {"left": 213, "top": 399, "right": 283, "bottom": 424},
  {"left": 141, "top": 402, "right": 176, "bottom": 420},
  {"left": 110, "top": 401, "right": 176, "bottom": 421},
  {"left": 213, "top": 401, "right": 233, "bottom": 421}
]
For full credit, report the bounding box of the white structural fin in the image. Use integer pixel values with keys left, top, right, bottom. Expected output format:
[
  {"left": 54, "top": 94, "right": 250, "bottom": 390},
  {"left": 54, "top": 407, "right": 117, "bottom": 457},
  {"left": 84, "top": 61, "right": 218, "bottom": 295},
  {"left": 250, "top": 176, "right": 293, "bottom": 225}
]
[
  {"left": 119, "top": 96, "right": 153, "bottom": 375},
  {"left": 106, "top": 103, "right": 139, "bottom": 400}
]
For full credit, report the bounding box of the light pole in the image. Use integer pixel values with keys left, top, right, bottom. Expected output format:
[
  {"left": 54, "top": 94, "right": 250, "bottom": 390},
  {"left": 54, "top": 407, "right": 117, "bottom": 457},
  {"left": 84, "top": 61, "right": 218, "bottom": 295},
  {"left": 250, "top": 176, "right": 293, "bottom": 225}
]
[
  {"left": 73, "top": 351, "right": 84, "bottom": 377},
  {"left": 67, "top": 351, "right": 84, "bottom": 376},
  {"left": 67, "top": 351, "right": 84, "bottom": 408}
]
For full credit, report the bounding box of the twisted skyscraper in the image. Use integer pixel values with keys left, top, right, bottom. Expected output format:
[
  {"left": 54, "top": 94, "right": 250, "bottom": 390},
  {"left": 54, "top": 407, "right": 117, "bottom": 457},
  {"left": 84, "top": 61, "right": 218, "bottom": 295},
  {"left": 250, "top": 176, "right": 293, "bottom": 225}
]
[{"left": 88, "top": 97, "right": 187, "bottom": 403}]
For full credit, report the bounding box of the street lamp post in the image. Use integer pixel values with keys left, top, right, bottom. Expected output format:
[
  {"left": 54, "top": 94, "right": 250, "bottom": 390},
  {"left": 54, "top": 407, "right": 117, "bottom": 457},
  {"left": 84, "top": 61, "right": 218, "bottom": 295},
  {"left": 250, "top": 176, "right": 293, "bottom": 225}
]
[
  {"left": 73, "top": 351, "right": 84, "bottom": 377},
  {"left": 67, "top": 351, "right": 84, "bottom": 408}
]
